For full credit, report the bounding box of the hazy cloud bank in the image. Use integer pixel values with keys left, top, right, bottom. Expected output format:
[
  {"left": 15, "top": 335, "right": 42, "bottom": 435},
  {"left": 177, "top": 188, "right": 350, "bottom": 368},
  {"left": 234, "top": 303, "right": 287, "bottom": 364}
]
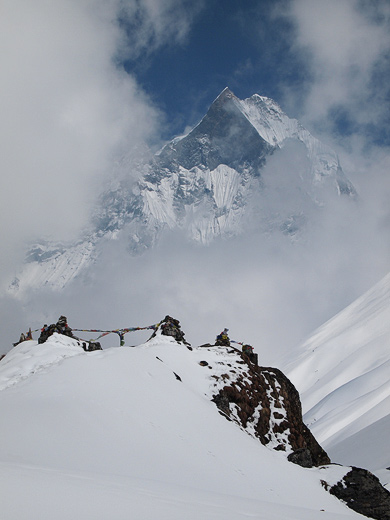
[
  {"left": 3, "top": 144, "right": 388, "bottom": 362},
  {"left": 282, "top": 0, "right": 390, "bottom": 145},
  {"left": 0, "top": 0, "right": 200, "bottom": 284}
]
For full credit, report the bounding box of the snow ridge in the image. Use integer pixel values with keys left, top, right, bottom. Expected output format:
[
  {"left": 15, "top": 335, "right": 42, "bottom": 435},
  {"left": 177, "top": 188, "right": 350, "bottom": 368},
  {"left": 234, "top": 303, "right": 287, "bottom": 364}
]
[{"left": 0, "top": 334, "right": 365, "bottom": 519}]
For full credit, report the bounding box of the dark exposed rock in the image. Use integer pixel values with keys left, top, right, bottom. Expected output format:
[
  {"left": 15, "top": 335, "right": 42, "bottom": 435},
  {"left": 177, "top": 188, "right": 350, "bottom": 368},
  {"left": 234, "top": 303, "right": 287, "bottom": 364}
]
[
  {"left": 38, "top": 316, "right": 75, "bottom": 344},
  {"left": 212, "top": 392, "right": 231, "bottom": 417},
  {"left": 287, "top": 448, "right": 313, "bottom": 468},
  {"left": 161, "top": 316, "right": 184, "bottom": 341},
  {"left": 83, "top": 341, "right": 102, "bottom": 352},
  {"left": 160, "top": 316, "right": 189, "bottom": 344},
  {"left": 211, "top": 349, "right": 330, "bottom": 467},
  {"left": 241, "top": 345, "right": 258, "bottom": 365},
  {"left": 158, "top": 88, "right": 271, "bottom": 174},
  {"left": 149, "top": 316, "right": 190, "bottom": 345},
  {"left": 330, "top": 467, "right": 390, "bottom": 520}
]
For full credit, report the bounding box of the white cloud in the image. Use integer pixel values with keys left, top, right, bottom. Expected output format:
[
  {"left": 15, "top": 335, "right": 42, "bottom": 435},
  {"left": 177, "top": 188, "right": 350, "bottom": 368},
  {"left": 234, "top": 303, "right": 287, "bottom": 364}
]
[
  {"left": 118, "top": 0, "right": 204, "bottom": 56},
  {"left": 283, "top": 0, "right": 390, "bottom": 135},
  {"left": 1, "top": 0, "right": 388, "bottom": 364},
  {"left": 0, "top": 0, "right": 201, "bottom": 283}
]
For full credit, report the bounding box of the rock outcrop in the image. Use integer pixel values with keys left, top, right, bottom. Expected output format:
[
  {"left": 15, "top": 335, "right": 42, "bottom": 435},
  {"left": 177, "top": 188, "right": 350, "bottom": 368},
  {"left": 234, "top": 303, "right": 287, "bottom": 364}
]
[
  {"left": 149, "top": 316, "right": 190, "bottom": 345},
  {"left": 329, "top": 467, "right": 390, "bottom": 520},
  {"left": 204, "top": 343, "right": 390, "bottom": 519},
  {"left": 210, "top": 348, "right": 330, "bottom": 466}
]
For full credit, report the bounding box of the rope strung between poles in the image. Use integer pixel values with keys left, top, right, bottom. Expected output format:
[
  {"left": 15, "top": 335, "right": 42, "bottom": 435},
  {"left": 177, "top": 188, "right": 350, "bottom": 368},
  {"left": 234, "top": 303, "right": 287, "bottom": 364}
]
[
  {"left": 72, "top": 322, "right": 161, "bottom": 344},
  {"left": 14, "top": 322, "right": 162, "bottom": 347}
]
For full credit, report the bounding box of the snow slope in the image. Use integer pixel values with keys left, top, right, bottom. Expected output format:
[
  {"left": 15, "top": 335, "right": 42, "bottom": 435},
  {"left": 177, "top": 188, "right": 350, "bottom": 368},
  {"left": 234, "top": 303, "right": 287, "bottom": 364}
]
[
  {"left": 0, "top": 332, "right": 360, "bottom": 520},
  {"left": 284, "top": 272, "right": 390, "bottom": 484},
  {"left": 7, "top": 239, "right": 97, "bottom": 294},
  {"left": 239, "top": 94, "right": 352, "bottom": 194}
]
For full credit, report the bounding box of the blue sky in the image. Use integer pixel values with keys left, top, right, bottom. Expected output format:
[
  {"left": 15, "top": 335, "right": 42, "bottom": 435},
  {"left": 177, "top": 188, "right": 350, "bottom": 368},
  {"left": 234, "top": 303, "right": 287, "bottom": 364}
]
[
  {"left": 121, "top": 0, "right": 390, "bottom": 146},
  {"left": 123, "top": 0, "right": 306, "bottom": 137}
]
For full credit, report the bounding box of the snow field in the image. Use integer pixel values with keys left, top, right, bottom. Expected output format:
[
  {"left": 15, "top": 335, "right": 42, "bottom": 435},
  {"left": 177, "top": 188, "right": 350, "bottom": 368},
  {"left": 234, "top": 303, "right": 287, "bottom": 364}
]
[{"left": 0, "top": 332, "right": 360, "bottom": 519}]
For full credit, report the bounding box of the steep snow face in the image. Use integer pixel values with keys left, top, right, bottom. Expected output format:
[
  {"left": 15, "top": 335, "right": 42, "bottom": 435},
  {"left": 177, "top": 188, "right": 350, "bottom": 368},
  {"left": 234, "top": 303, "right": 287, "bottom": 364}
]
[
  {"left": 7, "top": 239, "right": 97, "bottom": 295},
  {"left": 136, "top": 163, "right": 250, "bottom": 245},
  {"left": 8, "top": 88, "right": 356, "bottom": 294},
  {"left": 0, "top": 334, "right": 360, "bottom": 519},
  {"left": 284, "top": 272, "right": 390, "bottom": 481},
  {"left": 240, "top": 94, "right": 301, "bottom": 146},
  {"left": 239, "top": 94, "right": 355, "bottom": 195}
]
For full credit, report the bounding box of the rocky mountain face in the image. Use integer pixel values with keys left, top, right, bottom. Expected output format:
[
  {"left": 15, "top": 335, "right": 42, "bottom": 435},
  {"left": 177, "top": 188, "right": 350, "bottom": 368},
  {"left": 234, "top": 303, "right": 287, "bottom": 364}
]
[
  {"left": 329, "top": 467, "right": 390, "bottom": 520},
  {"left": 202, "top": 344, "right": 330, "bottom": 466},
  {"left": 97, "top": 87, "right": 355, "bottom": 251},
  {"left": 9, "top": 88, "right": 356, "bottom": 294},
  {"left": 205, "top": 344, "right": 390, "bottom": 519}
]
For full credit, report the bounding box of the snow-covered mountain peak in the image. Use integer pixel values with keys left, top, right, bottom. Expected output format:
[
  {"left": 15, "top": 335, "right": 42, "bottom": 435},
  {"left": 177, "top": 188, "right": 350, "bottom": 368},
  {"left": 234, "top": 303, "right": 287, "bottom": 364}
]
[
  {"left": 8, "top": 88, "right": 356, "bottom": 294},
  {"left": 206, "top": 88, "right": 295, "bottom": 147},
  {"left": 213, "top": 86, "right": 236, "bottom": 102},
  {"left": 239, "top": 93, "right": 298, "bottom": 146}
]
